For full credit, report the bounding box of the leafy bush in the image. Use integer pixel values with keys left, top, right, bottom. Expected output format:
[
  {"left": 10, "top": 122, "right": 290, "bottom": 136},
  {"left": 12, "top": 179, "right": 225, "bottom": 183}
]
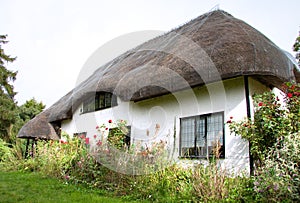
[
  {"left": 229, "top": 82, "right": 300, "bottom": 201},
  {"left": 0, "top": 138, "right": 14, "bottom": 163}
]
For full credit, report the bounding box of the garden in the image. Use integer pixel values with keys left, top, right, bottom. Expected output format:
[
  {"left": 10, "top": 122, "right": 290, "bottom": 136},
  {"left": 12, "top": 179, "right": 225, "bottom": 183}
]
[{"left": 0, "top": 82, "right": 299, "bottom": 202}]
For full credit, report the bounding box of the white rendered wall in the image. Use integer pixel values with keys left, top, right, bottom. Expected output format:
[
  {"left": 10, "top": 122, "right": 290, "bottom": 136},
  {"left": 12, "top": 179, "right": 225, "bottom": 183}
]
[{"left": 60, "top": 77, "right": 269, "bottom": 174}]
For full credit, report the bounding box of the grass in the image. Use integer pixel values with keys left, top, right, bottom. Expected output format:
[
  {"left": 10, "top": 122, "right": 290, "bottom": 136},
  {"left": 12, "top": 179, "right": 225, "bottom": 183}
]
[{"left": 0, "top": 171, "right": 134, "bottom": 203}]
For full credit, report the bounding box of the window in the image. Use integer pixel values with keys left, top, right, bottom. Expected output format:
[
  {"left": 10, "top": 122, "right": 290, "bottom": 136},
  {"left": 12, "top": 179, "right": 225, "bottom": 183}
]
[
  {"left": 73, "top": 132, "right": 87, "bottom": 138},
  {"left": 82, "top": 92, "right": 117, "bottom": 113},
  {"left": 108, "top": 126, "right": 131, "bottom": 150},
  {"left": 180, "top": 112, "right": 224, "bottom": 158}
]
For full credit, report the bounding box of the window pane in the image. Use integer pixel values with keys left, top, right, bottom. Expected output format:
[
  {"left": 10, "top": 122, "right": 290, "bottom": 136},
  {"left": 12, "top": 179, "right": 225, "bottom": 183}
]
[
  {"left": 99, "top": 94, "right": 105, "bottom": 109},
  {"left": 180, "top": 118, "right": 195, "bottom": 156},
  {"left": 196, "top": 117, "right": 206, "bottom": 156},
  {"left": 105, "top": 93, "right": 112, "bottom": 107},
  {"left": 207, "top": 113, "right": 223, "bottom": 155}
]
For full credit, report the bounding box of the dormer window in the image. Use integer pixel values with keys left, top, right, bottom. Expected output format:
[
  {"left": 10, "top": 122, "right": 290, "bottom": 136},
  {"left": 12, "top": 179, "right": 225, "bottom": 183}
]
[{"left": 81, "top": 92, "right": 117, "bottom": 113}]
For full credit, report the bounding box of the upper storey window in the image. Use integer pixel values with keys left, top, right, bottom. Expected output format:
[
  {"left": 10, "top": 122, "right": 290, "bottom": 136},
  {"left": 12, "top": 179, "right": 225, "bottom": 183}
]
[{"left": 81, "top": 92, "right": 117, "bottom": 113}]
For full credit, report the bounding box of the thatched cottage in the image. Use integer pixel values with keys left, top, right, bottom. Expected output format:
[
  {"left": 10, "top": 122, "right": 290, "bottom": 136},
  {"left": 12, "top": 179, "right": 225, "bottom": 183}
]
[{"left": 18, "top": 10, "right": 299, "bottom": 174}]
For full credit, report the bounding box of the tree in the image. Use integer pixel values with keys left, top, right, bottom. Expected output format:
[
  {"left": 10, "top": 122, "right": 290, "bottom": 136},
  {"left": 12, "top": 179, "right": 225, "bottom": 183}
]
[
  {"left": 18, "top": 98, "right": 45, "bottom": 121},
  {"left": 11, "top": 98, "right": 46, "bottom": 140},
  {"left": 293, "top": 32, "right": 300, "bottom": 65},
  {"left": 0, "top": 35, "right": 18, "bottom": 143}
]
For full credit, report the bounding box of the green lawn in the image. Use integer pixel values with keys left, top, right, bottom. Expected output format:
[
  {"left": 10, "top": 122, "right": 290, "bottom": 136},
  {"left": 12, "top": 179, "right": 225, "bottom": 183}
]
[{"left": 0, "top": 171, "right": 133, "bottom": 203}]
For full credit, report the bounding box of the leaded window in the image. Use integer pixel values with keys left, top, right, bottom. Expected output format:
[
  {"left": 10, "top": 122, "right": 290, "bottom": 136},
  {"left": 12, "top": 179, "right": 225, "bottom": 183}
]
[{"left": 180, "top": 112, "right": 224, "bottom": 158}]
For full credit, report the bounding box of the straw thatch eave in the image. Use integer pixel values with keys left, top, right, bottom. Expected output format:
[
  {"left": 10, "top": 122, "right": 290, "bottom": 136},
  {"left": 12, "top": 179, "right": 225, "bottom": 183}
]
[{"left": 17, "top": 110, "right": 60, "bottom": 140}]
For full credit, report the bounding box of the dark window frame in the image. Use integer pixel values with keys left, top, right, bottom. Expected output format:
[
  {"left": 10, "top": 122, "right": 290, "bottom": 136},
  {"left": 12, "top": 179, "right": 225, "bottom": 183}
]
[
  {"left": 81, "top": 92, "right": 117, "bottom": 114},
  {"left": 179, "top": 112, "right": 225, "bottom": 159}
]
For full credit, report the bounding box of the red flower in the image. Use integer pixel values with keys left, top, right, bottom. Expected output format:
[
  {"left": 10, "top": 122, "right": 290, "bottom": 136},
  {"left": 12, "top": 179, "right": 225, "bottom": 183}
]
[
  {"left": 97, "top": 140, "right": 102, "bottom": 146},
  {"left": 93, "top": 134, "right": 97, "bottom": 139},
  {"left": 105, "top": 127, "right": 108, "bottom": 130},
  {"left": 85, "top": 137, "right": 90, "bottom": 145},
  {"left": 96, "top": 126, "right": 99, "bottom": 129},
  {"left": 59, "top": 140, "right": 68, "bottom": 144},
  {"left": 287, "top": 93, "right": 293, "bottom": 98},
  {"left": 226, "top": 120, "right": 232, "bottom": 124},
  {"left": 230, "top": 116, "right": 233, "bottom": 119},
  {"left": 108, "top": 119, "right": 112, "bottom": 123},
  {"left": 258, "top": 102, "right": 263, "bottom": 106}
]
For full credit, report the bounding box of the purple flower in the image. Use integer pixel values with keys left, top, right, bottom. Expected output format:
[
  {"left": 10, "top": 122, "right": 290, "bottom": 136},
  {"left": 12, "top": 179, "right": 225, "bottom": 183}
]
[{"left": 273, "top": 184, "right": 279, "bottom": 191}]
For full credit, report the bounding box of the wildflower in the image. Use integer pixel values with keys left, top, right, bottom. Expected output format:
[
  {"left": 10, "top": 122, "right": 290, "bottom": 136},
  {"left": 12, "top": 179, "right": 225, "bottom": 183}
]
[
  {"left": 65, "top": 175, "right": 70, "bottom": 180},
  {"left": 85, "top": 137, "right": 90, "bottom": 145},
  {"left": 97, "top": 140, "right": 102, "bottom": 146},
  {"left": 226, "top": 120, "right": 232, "bottom": 124},
  {"left": 230, "top": 116, "right": 233, "bottom": 119},
  {"left": 105, "top": 127, "right": 108, "bottom": 130},
  {"left": 108, "top": 119, "right": 112, "bottom": 123},
  {"left": 93, "top": 134, "right": 97, "bottom": 139},
  {"left": 258, "top": 102, "right": 263, "bottom": 106},
  {"left": 96, "top": 125, "right": 99, "bottom": 129},
  {"left": 273, "top": 184, "right": 279, "bottom": 191},
  {"left": 287, "top": 93, "right": 293, "bottom": 98}
]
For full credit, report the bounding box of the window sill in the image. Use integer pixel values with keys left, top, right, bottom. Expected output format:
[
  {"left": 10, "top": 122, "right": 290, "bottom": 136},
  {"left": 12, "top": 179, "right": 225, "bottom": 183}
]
[
  {"left": 80, "top": 106, "right": 113, "bottom": 115},
  {"left": 179, "top": 156, "right": 225, "bottom": 160}
]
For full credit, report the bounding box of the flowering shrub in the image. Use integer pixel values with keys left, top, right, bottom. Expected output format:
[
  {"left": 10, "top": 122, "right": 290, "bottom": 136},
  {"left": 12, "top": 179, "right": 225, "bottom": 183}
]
[
  {"left": 92, "top": 119, "right": 172, "bottom": 175},
  {"left": 106, "top": 119, "right": 128, "bottom": 150},
  {"left": 228, "top": 82, "right": 300, "bottom": 201}
]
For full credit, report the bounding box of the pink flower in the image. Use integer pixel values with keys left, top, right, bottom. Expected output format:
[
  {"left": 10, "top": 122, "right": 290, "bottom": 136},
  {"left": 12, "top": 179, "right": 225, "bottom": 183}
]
[
  {"left": 97, "top": 140, "right": 102, "bottom": 146},
  {"left": 287, "top": 93, "right": 293, "bottom": 98},
  {"left": 96, "top": 126, "right": 99, "bottom": 129},
  {"left": 108, "top": 119, "right": 112, "bottom": 123},
  {"left": 93, "top": 134, "right": 97, "bottom": 139},
  {"left": 85, "top": 137, "right": 90, "bottom": 145}
]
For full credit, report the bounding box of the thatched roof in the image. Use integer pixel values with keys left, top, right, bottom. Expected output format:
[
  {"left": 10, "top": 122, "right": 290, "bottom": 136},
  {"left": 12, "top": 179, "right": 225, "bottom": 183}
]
[
  {"left": 18, "top": 9, "right": 299, "bottom": 139},
  {"left": 17, "top": 110, "right": 60, "bottom": 140}
]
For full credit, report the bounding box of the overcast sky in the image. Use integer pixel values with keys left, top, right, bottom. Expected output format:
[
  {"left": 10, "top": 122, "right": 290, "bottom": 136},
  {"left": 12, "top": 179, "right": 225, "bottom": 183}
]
[{"left": 1, "top": 0, "right": 299, "bottom": 107}]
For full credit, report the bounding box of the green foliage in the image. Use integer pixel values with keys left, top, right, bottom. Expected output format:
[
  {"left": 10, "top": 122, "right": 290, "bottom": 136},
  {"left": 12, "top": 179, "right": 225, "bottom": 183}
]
[
  {"left": 0, "top": 138, "right": 14, "bottom": 163},
  {"left": 18, "top": 98, "right": 45, "bottom": 121},
  {"left": 293, "top": 33, "right": 300, "bottom": 65},
  {"left": 253, "top": 132, "right": 300, "bottom": 202},
  {"left": 107, "top": 119, "right": 128, "bottom": 150},
  {"left": 11, "top": 98, "right": 45, "bottom": 141},
  {"left": 0, "top": 171, "right": 129, "bottom": 203},
  {"left": 0, "top": 35, "right": 17, "bottom": 143},
  {"left": 229, "top": 82, "right": 300, "bottom": 201}
]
